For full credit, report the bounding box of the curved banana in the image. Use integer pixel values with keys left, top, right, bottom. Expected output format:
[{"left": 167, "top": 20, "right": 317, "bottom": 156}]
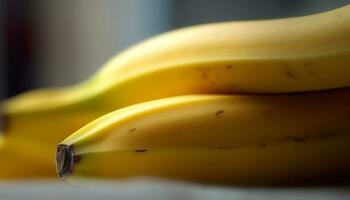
[
  {"left": 57, "top": 88, "right": 350, "bottom": 184},
  {"left": 5, "top": 4, "right": 350, "bottom": 115}
]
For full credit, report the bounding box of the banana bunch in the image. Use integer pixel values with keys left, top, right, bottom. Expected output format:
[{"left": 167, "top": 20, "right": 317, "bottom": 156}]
[{"left": 0, "top": 4, "right": 349, "bottom": 183}]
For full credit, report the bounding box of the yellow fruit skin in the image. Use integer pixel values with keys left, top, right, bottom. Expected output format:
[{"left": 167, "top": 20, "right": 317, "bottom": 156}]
[
  {"left": 2, "top": 5, "right": 350, "bottom": 178},
  {"left": 0, "top": 136, "right": 54, "bottom": 179},
  {"left": 57, "top": 88, "right": 350, "bottom": 184}
]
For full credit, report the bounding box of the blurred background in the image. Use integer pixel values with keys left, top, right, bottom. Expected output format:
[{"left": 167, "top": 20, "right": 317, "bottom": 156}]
[{"left": 1, "top": 0, "right": 350, "bottom": 99}]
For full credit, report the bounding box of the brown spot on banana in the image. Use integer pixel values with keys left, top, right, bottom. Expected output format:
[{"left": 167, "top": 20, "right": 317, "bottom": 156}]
[
  {"left": 210, "top": 145, "right": 237, "bottom": 150},
  {"left": 264, "top": 108, "right": 273, "bottom": 115},
  {"left": 302, "top": 62, "right": 318, "bottom": 76},
  {"left": 134, "top": 149, "right": 148, "bottom": 153},
  {"left": 73, "top": 155, "right": 82, "bottom": 164},
  {"left": 286, "top": 135, "right": 306, "bottom": 142},
  {"left": 215, "top": 110, "right": 224, "bottom": 117},
  {"left": 129, "top": 128, "right": 137, "bottom": 133},
  {"left": 285, "top": 68, "right": 298, "bottom": 79}
]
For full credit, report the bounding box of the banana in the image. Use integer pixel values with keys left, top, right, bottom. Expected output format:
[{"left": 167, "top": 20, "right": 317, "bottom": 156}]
[
  {"left": 5, "top": 3, "right": 350, "bottom": 126},
  {"left": 3, "top": 5, "right": 350, "bottom": 177},
  {"left": 0, "top": 134, "right": 55, "bottom": 179},
  {"left": 57, "top": 88, "right": 350, "bottom": 185}
]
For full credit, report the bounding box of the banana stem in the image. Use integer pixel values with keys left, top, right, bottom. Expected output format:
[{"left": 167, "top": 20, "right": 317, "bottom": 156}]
[{"left": 56, "top": 144, "right": 76, "bottom": 178}]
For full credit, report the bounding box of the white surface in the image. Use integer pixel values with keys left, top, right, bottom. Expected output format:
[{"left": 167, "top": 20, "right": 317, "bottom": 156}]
[{"left": 0, "top": 179, "right": 349, "bottom": 200}]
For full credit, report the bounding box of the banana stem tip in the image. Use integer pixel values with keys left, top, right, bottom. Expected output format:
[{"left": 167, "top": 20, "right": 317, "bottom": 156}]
[{"left": 56, "top": 144, "right": 74, "bottom": 178}]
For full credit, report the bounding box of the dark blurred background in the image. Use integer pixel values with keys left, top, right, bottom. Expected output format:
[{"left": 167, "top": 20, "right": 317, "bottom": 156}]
[{"left": 1, "top": 0, "right": 350, "bottom": 99}]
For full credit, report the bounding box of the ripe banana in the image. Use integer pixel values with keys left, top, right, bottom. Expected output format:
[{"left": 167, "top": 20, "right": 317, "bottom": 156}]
[
  {"left": 3, "top": 4, "right": 350, "bottom": 178},
  {"left": 57, "top": 88, "right": 350, "bottom": 184},
  {"left": 0, "top": 134, "right": 54, "bottom": 179}
]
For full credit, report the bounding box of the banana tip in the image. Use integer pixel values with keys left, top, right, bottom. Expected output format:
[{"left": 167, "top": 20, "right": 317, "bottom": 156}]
[{"left": 56, "top": 144, "right": 74, "bottom": 178}]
